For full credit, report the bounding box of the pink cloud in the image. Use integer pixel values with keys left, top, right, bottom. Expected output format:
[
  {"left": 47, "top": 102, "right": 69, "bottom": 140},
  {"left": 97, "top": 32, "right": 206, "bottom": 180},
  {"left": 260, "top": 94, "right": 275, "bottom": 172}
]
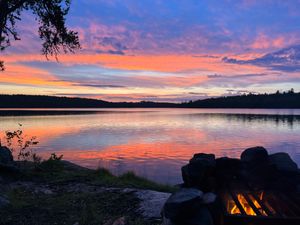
[{"left": 250, "top": 33, "right": 298, "bottom": 51}]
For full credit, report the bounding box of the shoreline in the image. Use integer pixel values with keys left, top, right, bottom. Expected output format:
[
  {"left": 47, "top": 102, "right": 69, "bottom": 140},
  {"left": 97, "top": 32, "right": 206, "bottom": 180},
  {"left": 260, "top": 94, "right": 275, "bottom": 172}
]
[{"left": 0, "top": 159, "right": 175, "bottom": 225}]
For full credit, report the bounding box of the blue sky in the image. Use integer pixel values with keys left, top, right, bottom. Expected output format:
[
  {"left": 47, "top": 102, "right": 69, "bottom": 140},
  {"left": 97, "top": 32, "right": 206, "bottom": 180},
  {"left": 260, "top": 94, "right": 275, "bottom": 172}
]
[{"left": 1, "top": 0, "right": 300, "bottom": 102}]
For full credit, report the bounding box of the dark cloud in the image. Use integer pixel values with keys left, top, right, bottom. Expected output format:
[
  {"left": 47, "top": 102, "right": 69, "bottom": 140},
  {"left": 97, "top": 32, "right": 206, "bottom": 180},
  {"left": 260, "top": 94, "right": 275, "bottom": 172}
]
[
  {"left": 223, "top": 45, "right": 300, "bottom": 72},
  {"left": 207, "top": 73, "right": 268, "bottom": 79},
  {"left": 100, "top": 37, "right": 128, "bottom": 50},
  {"left": 54, "top": 93, "right": 104, "bottom": 97},
  {"left": 96, "top": 36, "right": 128, "bottom": 55},
  {"left": 207, "top": 74, "right": 224, "bottom": 78},
  {"left": 72, "top": 83, "right": 127, "bottom": 88},
  {"left": 188, "top": 92, "right": 208, "bottom": 96},
  {"left": 192, "top": 55, "right": 219, "bottom": 59},
  {"left": 95, "top": 49, "right": 125, "bottom": 55}
]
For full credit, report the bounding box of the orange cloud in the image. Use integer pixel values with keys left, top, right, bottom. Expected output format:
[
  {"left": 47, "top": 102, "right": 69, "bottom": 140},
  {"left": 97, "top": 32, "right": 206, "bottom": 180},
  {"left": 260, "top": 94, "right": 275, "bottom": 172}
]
[{"left": 3, "top": 53, "right": 266, "bottom": 75}]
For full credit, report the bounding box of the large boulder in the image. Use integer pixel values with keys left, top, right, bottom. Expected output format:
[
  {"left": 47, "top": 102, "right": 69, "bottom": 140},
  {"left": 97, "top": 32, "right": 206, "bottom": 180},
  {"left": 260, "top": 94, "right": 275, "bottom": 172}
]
[
  {"left": 134, "top": 190, "right": 171, "bottom": 219},
  {"left": 216, "top": 157, "right": 242, "bottom": 181},
  {"left": 241, "top": 146, "right": 268, "bottom": 165},
  {"left": 182, "top": 153, "right": 216, "bottom": 190},
  {"left": 0, "top": 146, "right": 13, "bottom": 164},
  {"left": 190, "top": 153, "right": 216, "bottom": 166},
  {"left": 163, "top": 188, "right": 203, "bottom": 221},
  {"left": 269, "top": 152, "right": 298, "bottom": 172},
  {"left": 163, "top": 188, "right": 216, "bottom": 225}
]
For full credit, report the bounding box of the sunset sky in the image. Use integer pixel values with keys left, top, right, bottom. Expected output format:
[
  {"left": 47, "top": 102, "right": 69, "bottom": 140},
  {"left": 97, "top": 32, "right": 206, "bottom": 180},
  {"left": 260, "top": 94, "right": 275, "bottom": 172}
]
[{"left": 1, "top": 0, "right": 300, "bottom": 102}]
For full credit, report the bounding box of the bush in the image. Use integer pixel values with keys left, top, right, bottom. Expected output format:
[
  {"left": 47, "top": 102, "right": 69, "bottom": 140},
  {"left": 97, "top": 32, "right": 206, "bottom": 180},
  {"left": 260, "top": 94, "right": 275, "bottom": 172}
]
[
  {"left": 38, "top": 153, "right": 64, "bottom": 172},
  {"left": 0, "top": 124, "right": 39, "bottom": 162}
]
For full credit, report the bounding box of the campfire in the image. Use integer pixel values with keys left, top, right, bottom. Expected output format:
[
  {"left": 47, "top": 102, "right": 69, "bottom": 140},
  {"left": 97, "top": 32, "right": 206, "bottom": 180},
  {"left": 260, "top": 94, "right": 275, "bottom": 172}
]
[
  {"left": 225, "top": 191, "right": 267, "bottom": 216},
  {"left": 163, "top": 146, "right": 300, "bottom": 225},
  {"left": 219, "top": 187, "right": 300, "bottom": 225},
  {"left": 215, "top": 148, "right": 300, "bottom": 225}
]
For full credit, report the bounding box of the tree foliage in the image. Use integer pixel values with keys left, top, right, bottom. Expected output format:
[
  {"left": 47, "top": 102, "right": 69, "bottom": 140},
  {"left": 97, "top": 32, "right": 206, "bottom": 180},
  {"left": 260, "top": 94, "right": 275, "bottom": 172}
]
[{"left": 0, "top": 0, "right": 80, "bottom": 70}]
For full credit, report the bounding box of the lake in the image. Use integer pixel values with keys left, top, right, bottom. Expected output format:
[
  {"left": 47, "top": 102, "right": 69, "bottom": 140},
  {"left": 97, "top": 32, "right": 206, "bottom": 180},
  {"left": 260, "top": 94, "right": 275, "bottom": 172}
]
[{"left": 1, "top": 108, "right": 300, "bottom": 184}]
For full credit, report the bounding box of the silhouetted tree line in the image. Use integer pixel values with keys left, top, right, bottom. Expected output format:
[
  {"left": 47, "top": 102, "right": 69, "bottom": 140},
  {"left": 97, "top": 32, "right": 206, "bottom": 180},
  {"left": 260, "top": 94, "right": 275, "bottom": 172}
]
[
  {"left": 182, "top": 89, "right": 300, "bottom": 108},
  {"left": 0, "top": 95, "right": 175, "bottom": 108},
  {"left": 0, "top": 90, "right": 300, "bottom": 108}
]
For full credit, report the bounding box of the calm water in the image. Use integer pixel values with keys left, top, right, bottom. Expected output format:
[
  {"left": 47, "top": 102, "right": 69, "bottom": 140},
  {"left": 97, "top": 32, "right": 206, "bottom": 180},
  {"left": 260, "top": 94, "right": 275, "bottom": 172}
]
[{"left": 1, "top": 108, "right": 300, "bottom": 184}]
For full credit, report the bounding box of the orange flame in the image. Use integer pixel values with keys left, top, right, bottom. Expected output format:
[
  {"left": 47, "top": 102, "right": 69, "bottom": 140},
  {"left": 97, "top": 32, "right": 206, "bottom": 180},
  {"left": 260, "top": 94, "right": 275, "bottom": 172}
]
[{"left": 228, "top": 192, "right": 267, "bottom": 216}]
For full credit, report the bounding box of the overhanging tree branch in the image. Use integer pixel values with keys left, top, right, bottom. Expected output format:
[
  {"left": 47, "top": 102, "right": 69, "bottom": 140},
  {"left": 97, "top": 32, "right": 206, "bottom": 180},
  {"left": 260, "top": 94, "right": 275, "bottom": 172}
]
[
  {"left": 7, "top": 0, "right": 27, "bottom": 14},
  {"left": 0, "top": 0, "right": 80, "bottom": 71}
]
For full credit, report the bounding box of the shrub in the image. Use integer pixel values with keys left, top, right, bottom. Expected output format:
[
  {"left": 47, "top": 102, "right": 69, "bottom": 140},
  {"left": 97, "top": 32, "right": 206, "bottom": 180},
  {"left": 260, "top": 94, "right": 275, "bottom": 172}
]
[
  {"left": 0, "top": 124, "right": 39, "bottom": 162},
  {"left": 38, "top": 153, "right": 64, "bottom": 172}
]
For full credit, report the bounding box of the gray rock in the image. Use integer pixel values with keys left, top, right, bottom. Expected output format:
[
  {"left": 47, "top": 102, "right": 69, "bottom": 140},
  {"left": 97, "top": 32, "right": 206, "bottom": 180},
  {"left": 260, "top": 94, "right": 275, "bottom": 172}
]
[
  {"left": 135, "top": 190, "right": 171, "bottom": 219},
  {"left": 163, "top": 188, "right": 203, "bottom": 221},
  {"left": 269, "top": 152, "right": 298, "bottom": 172},
  {"left": 0, "top": 146, "right": 13, "bottom": 164},
  {"left": 0, "top": 195, "right": 10, "bottom": 208},
  {"left": 241, "top": 146, "right": 268, "bottom": 164},
  {"left": 202, "top": 192, "right": 217, "bottom": 204}
]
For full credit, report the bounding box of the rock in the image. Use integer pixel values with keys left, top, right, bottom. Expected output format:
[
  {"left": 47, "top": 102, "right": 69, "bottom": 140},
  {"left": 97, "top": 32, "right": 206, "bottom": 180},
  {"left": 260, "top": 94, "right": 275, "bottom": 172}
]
[
  {"left": 242, "top": 163, "right": 278, "bottom": 190},
  {"left": 102, "top": 216, "right": 127, "bottom": 225},
  {"left": 162, "top": 216, "right": 175, "bottom": 225},
  {"left": 269, "top": 152, "right": 298, "bottom": 172},
  {"left": 0, "top": 195, "right": 10, "bottom": 208},
  {"left": 34, "top": 186, "right": 54, "bottom": 195},
  {"left": 202, "top": 192, "right": 217, "bottom": 204},
  {"left": 216, "top": 157, "right": 242, "bottom": 181},
  {"left": 190, "top": 153, "right": 216, "bottom": 166},
  {"left": 0, "top": 146, "right": 18, "bottom": 175},
  {"left": 163, "top": 188, "right": 203, "bottom": 221},
  {"left": 112, "top": 217, "right": 126, "bottom": 225},
  {"left": 163, "top": 205, "right": 214, "bottom": 225},
  {"left": 184, "top": 206, "right": 214, "bottom": 225},
  {"left": 135, "top": 190, "right": 171, "bottom": 219},
  {"left": 0, "top": 146, "right": 13, "bottom": 164},
  {"left": 241, "top": 146, "right": 268, "bottom": 165},
  {"left": 216, "top": 157, "right": 241, "bottom": 170},
  {"left": 182, "top": 155, "right": 216, "bottom": 190}
]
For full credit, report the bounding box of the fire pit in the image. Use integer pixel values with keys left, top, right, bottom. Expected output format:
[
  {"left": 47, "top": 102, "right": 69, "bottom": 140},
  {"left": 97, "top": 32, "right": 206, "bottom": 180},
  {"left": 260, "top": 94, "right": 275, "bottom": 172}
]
[
  {"left": 219, "top": 183, "right": 300, "bottom": 225},
  {"left": 162, "top": 147, "right": 300, "bottom": 225}
]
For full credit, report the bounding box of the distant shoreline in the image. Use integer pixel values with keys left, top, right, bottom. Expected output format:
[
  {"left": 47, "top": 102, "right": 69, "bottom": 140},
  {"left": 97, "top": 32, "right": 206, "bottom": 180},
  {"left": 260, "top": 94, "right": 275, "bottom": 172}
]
[{"left": 1, "top": 92, "right": 300, "bottom": 109}]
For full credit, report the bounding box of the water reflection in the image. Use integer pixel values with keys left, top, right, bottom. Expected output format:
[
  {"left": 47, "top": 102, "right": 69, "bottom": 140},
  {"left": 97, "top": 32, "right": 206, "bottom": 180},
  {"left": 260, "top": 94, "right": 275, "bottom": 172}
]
[{"left": 0, "top": 108, "right": 300, "bottom": 184}]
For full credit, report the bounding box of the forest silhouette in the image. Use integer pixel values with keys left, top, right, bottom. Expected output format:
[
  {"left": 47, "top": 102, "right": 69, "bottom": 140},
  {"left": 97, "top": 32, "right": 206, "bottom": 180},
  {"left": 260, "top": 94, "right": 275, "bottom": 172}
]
[{"left": 1, "top": 90, "right": 299, "bottom": 108}]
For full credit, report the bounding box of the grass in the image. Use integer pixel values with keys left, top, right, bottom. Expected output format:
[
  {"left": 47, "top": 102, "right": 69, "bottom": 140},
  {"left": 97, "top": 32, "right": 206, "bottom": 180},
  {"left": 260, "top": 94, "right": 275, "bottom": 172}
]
[
  {"left": 1, "top": 160, "right": 173, "bottom": 225},
  {"left": 16, "top": 161, "right": 177, "bottom": 193},
  {"left": 1, "top": 187, "right": 146, "bottom": 225}
]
